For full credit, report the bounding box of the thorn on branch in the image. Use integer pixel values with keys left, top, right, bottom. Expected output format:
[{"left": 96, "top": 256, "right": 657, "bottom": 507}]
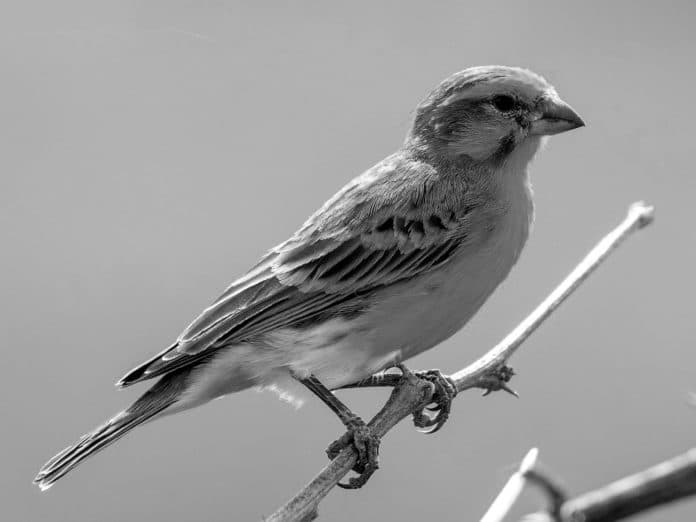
[{"left": 479, "top": 365, "right": 519, "bottom": 397}]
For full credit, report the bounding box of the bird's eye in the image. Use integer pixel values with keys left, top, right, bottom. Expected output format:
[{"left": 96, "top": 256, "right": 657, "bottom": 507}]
[{"left": 491, "top": 95, "right": 517, "bottom": 112}]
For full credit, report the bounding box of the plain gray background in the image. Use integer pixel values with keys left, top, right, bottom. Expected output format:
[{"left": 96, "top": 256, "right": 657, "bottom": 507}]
[{"left": 2, "top": 1, "right": 695, "bottom": 520}]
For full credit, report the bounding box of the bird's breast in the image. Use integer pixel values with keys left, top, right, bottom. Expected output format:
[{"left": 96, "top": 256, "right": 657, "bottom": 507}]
[{"left": 366, "top": 170, "right": 534, "bottom": 361}]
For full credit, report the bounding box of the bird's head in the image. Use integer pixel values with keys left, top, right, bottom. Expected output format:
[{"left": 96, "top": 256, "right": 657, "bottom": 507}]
[{"left": 409, "top": 66, "right": 584, "bottom": 164}]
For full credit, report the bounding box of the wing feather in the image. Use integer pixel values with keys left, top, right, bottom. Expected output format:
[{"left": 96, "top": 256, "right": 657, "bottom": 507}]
[{"left": 118, "top": 157, "right": 473, "bottom": 387}]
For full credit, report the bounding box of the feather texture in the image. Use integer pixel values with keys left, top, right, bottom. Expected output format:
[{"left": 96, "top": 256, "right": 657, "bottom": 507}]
[{"left": 118, "top": 154, "right": 470, "bottom": 387}]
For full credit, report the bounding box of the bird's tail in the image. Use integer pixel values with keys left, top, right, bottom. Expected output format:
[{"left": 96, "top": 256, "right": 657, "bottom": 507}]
[{"left": 34, "top": 371, "right": 188, "bottom": 491}]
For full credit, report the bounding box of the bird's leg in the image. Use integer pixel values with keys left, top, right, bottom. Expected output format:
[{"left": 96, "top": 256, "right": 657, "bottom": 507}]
[
  {"left": 342, "top": 365, "right": 458, "bottom": 434},
  {"left": 295, "top": 374, "right": 380, "bottom": 489}
]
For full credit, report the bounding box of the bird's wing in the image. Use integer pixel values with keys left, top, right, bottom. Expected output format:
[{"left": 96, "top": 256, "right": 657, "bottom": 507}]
[{"left": 117, "top": 158, "right": 469, "bottom": 387}]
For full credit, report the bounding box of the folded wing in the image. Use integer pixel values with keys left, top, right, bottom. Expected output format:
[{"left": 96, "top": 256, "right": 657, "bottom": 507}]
[{"left": 118, "top": 162, "right": 468, "bottom": 387}]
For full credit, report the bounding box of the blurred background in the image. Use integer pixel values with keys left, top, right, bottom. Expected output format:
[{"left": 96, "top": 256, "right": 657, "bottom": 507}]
[{"left": 2, "top": 1, "right": 695, "bottom": 520}]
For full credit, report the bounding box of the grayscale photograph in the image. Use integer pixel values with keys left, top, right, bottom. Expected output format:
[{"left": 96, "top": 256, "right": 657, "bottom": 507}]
[{"left": 2, "top": 2, "right": 695, "bottom": 521}]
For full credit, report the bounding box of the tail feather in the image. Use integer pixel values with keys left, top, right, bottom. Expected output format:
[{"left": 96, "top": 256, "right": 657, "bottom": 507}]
[
  {"left": 34, "top": 372, "right": 187, "bottom": 490},
  {"left": 116, "top": 342, "right": 181, "bottom": 388}
]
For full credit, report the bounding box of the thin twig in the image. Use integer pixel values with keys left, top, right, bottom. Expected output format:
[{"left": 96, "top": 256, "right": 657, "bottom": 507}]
[
  {"left": 481, "top": 448, "right": 539, "bottom": 522},
  {"left": 265, "top": 202, "right": 655, "bottom": 522},
  {"left": 451, "top": 201, "right": 655, "bottom": 392}
]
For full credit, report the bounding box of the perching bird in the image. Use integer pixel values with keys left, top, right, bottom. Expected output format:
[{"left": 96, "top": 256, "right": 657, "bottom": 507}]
[{"left": 35, "top": 65, "right": 584, "bottom": 490}]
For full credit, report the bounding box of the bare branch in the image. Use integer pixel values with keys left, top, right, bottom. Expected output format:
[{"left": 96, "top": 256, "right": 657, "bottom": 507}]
[
  {"left": 265, "top": 202, "right": 655, "bottom": 522},
  {"left": 451, "top": 201, "right": 654, "bottom": 392},
  {"left": 523, "top": 448, "right": 696, "bottom": 522}
]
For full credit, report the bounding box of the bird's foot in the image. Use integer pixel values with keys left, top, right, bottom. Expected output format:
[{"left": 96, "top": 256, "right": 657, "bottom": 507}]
[
  {"left": 326, "top": 414, "right": 380, "bottom": 489},
  {"left": 410, "top": 369, "right": 458, "bottom": 434},
  {"left": 479, "top": 364, "right": 518, "bottom": 397}
]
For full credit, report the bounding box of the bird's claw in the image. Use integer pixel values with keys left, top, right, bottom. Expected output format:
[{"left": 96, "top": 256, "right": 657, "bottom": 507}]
[
  {"left": 480, "top": 365, "right": 518, "bottom": 397},
  {"left": 411, "top": 369, "right": 457, "bottom": 434},
  {"left": 326, "top": 416, "right": 380, "bottom": 489}
]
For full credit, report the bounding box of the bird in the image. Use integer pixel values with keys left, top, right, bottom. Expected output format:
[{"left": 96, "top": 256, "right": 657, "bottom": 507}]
[{"left": 34, "top": 65, "right": 584, "bottom": 491}]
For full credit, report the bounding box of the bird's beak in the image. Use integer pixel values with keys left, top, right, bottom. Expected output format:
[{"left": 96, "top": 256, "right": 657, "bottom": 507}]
[{"left": 529, "top": 94, "right": 585, "bottom": 136}]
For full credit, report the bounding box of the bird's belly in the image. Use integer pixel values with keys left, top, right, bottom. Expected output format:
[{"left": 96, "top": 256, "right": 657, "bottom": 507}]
[
  {"left": 261, "top": 317, "right": 400, "bottom": 390},
  {"left": 264, "top": 238, "right": 523, "bottom": 391},
  {"left": 366, "top": 244, "right": 518, "bottom": 362},
  {"left": 179, "top": 246, "right": 523, "bottom": 410},
  {"left": 186, "top": 207, "right": 529, "bottom": 402}
]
